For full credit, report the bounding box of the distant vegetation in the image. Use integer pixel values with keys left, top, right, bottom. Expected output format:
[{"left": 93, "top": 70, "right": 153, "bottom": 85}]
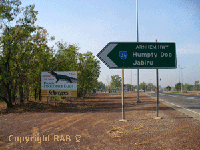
[
  {"left": 0, "top": 0, "right": 100, "bottom": 108},
  {"left": 174, "top": 81, "right": 199, "bottom": 92}
]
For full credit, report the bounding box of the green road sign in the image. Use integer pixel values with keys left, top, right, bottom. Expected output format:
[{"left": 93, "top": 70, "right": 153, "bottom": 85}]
[{"left": 97, "top": 42, "right": 177, "bottom": 69}]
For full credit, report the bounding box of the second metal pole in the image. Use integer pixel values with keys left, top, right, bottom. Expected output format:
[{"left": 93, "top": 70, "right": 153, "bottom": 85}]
[
  {"left": 122, "top": 69, "right": 125, "bottom": 119},
  {"left": 120, "top": 69, "right": 126, "bottom": 122},
  {"left": 156, "top": 68, "right": 159, "bottom": 117},
  {"left": 155, "top": 39, "right": 160, "bottom": 118}
]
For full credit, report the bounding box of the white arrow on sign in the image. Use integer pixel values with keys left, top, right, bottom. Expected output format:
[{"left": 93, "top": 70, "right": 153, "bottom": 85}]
[{"left": 97, "top": 43, "right": 118, "bottom": 68}]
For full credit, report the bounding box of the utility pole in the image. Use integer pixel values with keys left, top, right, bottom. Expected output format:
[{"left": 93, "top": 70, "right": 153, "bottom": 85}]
[
  {"left": 178, "top": 65, "right": 180, "bottom": 83},
  {"left": 181, "top": 67, "right": 186, "bottom": 93},
  {"left": 136, "top": 0, "right": 140, "bottom": 103}
]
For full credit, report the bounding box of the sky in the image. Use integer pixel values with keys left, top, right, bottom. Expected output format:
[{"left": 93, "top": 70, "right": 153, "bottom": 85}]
[{"left": 20, "top": 0, "right": 200, "bottom": 88}]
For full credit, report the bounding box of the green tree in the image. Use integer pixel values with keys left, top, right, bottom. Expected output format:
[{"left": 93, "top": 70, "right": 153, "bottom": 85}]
[
  {"left": 166, "top": 86, "right": 171, "bottom": 91},
  {"left": 147, "top": 83, "right": 154, "bottom": 91},
  {"left": 139, "top": 82, "right": 146, "bottom": 90},
  {"left": 0, "top": 0, "right": 22, "bottom": 107},
  {"left": 0, "top": 2, "right": 53, "bottom": 107},
  {"left": 184, "top": 83, "right": 193, "bottom": 91},
  {"left": 77, "top": 51, "right": 100, "bottom": 97},
  {"left": 132, "top": 85, "right": 137, "bottom": 91},
  {"left": 175, "top": 82, "right": 181, "bottom": 91},
  {"left": 0, "top": 0, "right": 21, "bottom": 28},
  {"left": 96, "top": 81, "right": 106, "bottom": 92},
  {"left": 54, "top": 41, "right": 78, "bottom": 71},
  {"left": 194, "top": 81, "right": 199, "bottom": 91},
  {"left": 125, "top": 84, "right": 132, "bottom": 91},
  {"left": 110, "top": 75, "right": 121, "bottom": 90}
]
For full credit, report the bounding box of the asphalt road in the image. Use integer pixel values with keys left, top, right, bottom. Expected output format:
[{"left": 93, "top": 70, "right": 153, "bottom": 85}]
[{"left": 146, "top": 92, "right": 200, "bottom": 121}]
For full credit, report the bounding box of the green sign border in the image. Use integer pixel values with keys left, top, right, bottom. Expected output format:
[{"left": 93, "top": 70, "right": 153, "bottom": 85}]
[{"left": 98, "top": 42, "right": 177, "bottom": 69}]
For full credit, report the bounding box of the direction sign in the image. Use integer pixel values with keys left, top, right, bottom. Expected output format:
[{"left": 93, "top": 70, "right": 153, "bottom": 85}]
[{"left": 97, "top": 42, "right": 177, "bottom": 69}]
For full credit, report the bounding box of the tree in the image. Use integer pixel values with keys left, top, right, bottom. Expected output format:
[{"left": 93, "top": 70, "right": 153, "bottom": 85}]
[
  {"left": 184, "top": 83, "right": 193, "bottom": 91},
  {"left": 139, "top": 82, "right": 146, "bottom": 91},
  {"left": 54, "top": 41, "right": 78, "bottom": 71},
  {"left": 0, "top": 0, "right": 21, "bottom": 29},
  {"left": 0, "top": 2, "right": 53, "bottom": 107},
  {"left": 125, "top": 84, "right": 132, "bottom": 91},
  {"left": 0, "top": 1, "right": 101, "bottom": 109},
  {"left": 175, "top": 82, "right": 181, "bottom": 91},
  {"left": 147, "top": 83, "right": 154, "bottom": 91},
  {"left": 0, "top": 0, "right": 23, "bottom": 107},
  {"left": 77, "top": 51, "right": 101, "bottom": 97},
  {"left": 110, "top": 75, "right": 121, "bottom": 90},
  {"left": 194, "top": 81, "right": 199, "bottom": 91},
  {"left": 96, "top": 81, "right": 106, "bottom": 92},
  {"left": 132, "top": 85, "right": 137, "bottom": 91},
  {"left": 166, "top": 86, "right": 171, "bottom": 91}
]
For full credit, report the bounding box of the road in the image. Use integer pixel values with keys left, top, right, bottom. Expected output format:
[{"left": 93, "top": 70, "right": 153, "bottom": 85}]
[{"left": 146, "top": 92, "right": 200, "bottom": 121}]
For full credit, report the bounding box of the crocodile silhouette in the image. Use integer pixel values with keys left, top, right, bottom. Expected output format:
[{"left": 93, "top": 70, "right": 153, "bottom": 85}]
[{"left": 48, "top": 68, "right": 77, "bottom": 83}]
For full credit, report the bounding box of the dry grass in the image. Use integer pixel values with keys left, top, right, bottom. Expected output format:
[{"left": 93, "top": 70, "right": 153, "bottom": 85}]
[
  {"left": 106, "top": 125, "right": 127, "bottom": 138},
  {"left": 134, "top": 142, "right": 146, "bottom": 146},
  {"left": 133, "top": 125, "right": 144, "bottom": 130}
]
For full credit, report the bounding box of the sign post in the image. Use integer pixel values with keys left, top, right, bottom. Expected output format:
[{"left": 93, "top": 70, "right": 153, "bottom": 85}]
[
  {"left": 97, "top": 42, "right": 176, "bottom": 121},
  {"left": 119, "top": 69, "right": 126, "bottom": 122},
  {"left": 97, "top": 42, "right": 176, "bottom": 69}
]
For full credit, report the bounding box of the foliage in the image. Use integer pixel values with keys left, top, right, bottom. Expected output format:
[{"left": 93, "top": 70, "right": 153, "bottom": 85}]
[
  {"left": 124, "top": 84, "right": 131, "bottom": 91},
  {"left": 96, "top": 81, "right": 106, "bottom": 92},
  {"left": 0, "top": 1, "right": 101, "bottom": 108},
  {"left": 139, "top": 82, "right": 146, "bottom": 90},
  {"left": 147, "top": 83, "right": 155, "bottom": 91},
  {"left": 175, "top": 82, "right": 181, "bottom": 91},
  {"left": 77, "top": 51, "right": 100, "bottom": 97},
  {"left": 184, "top": 83, "right": 193, "bottom": 91},
  {"left": 53, "top": 41, "right": 79, "bottom": 71},
  {"left": 166, "top": 86, "right": 171, "bottom": 91},
  {"left": 194, "top": 81, "right": 199, "bottom": 91},
  {"left": 110, "top": 75, "right": 121, "bottom": 90},
  {"left": 0, "top": 0, "right": 21, "bottom": 28}
]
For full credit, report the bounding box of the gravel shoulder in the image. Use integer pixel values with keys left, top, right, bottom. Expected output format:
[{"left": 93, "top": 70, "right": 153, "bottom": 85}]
[{"left": 0, "top": 93, "right": 200, "bottom": 150}]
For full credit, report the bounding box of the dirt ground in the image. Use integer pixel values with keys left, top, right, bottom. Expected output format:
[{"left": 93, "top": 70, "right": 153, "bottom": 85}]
[{"left": 0, "top": 93, "right": 200, "bottom": 150}]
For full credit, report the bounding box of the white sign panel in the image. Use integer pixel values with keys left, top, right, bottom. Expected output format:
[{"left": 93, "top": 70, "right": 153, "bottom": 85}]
[{"left": 41, "top": 70, "right": 77, "bottom": 90}]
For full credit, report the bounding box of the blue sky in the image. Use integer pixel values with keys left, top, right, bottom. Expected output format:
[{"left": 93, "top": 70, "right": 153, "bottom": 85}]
[{"left": 21, "top": 0, "right": 200, "bottom": 87}]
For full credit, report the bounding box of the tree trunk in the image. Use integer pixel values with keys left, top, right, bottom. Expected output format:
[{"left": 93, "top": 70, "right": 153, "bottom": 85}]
[
  {"left": 39, "top": 89, "right": 41, "bottom": 101},
  {"left": 34, "top": 88, "right": 37, "bottom": 100},
  {"left": 4, "top": 84, "right": 13, "bottom": 108},
  {"left": 19, "top": 84, "right": 24, "bottom": 105},
  {"left": 26, "top": 87, "right": 29, "bottom": 101},
  {"left": 12, "top": 80, "right": 17, "bottom": 104}
]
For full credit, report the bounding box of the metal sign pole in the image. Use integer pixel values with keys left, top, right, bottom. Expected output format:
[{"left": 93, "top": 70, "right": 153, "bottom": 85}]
[
  {"left": 155, "top": 39, "right": 161, "bottom": 119},
  {"left": 120, "top": 69, "right": 126, "bottom": 122},
  {"left": 136, "top": 0, "right": 140, "bottom": 103},
  {"left": 156, "top": 68, "right": 159, "bottom": 117}
]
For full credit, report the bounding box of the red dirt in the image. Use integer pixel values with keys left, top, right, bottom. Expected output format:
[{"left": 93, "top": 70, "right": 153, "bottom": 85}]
[{"left": 0, "top": 93, "right": 200, "bottom": 149}]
